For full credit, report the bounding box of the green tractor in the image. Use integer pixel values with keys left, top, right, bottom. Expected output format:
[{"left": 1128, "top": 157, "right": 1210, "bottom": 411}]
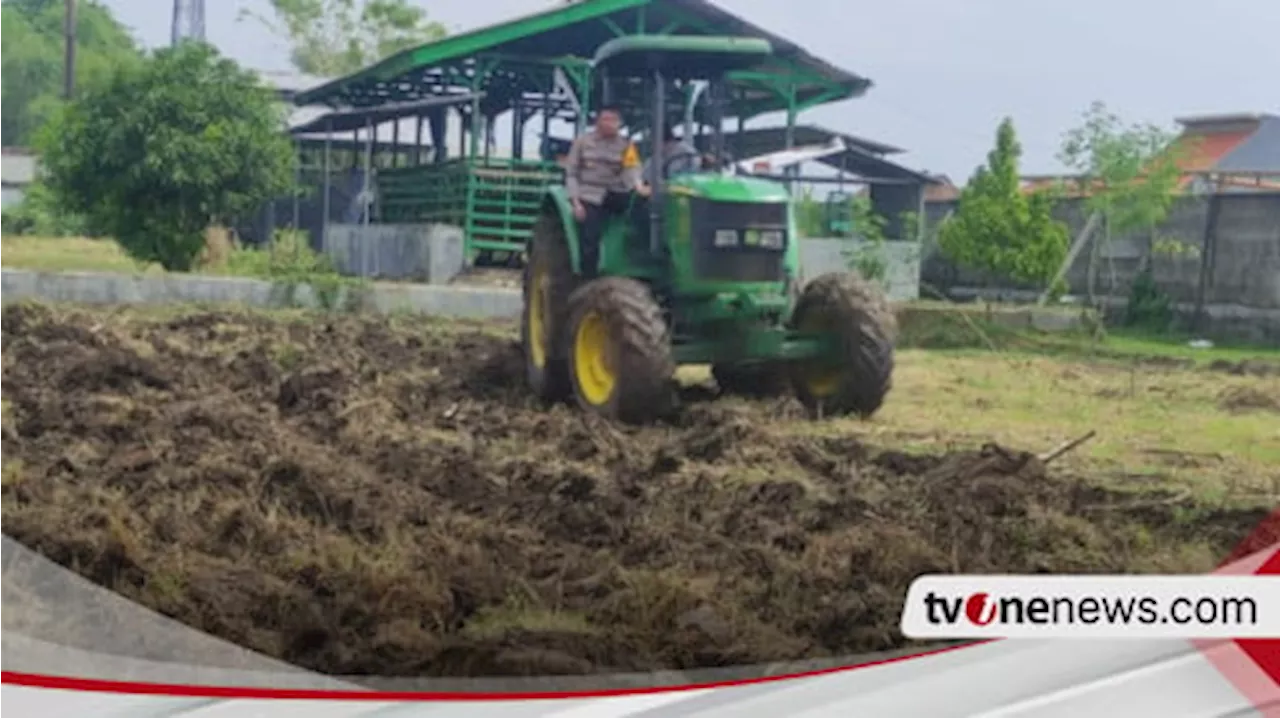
[{"left": 522, "top": 35, "right": 897, "bottom": 424}]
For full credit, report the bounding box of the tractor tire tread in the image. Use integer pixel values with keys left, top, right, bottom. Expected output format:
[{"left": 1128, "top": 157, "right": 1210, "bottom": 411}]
[
  {"left": 790, "top": 271, "right": 897, "bottom": 418},
  {"left": 567, "top": 277, "right": 675, "bottom": 424},
  {"left": 522, "top": 213, "right": 575, "bottom": 401}
]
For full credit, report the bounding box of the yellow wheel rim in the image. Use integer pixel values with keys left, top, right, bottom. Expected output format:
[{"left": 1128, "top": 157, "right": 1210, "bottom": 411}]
[
  {"left": 528, "top": 261, "right": 548, "bottom": 369},
  {"left": 804, "top": 367, "right": 842, "bottom": 397},
  {"left": 573, "top": 310, "right": 615, "bottom": 406},
  {"left": 797, "top": 312, "right": 842, "bottom": 398}
]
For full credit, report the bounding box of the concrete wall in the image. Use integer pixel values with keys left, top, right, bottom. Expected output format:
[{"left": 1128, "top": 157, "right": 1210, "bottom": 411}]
[
  {"left": 2, "top": 151, "right": 38, "bottom": 210},
  {"left": 0, "top": 269, "right": 521, "bottom": 320},
  {"left": 800, "top": 238, "right": 921, "bottom": 301},
  {"left": 1, "top": 152, "right": 37, "bottom": 185},
  {"left": 921, "top": 192, "right": 1280, "bottom": 342},
  {"left": 0, "top": 250, "right": 917, "bottom": 315},
  {"left": 2, "top": 269, "right": 1091, "bottom": 340},
  {"left": 321, "top": 223, "right": 465, "bottom": 284},
  {"left": 2, "top": 186, "right": 26, "bottom": 210},
  {"left": 314, "top": 220, "right": 921, "bottom": 300}
]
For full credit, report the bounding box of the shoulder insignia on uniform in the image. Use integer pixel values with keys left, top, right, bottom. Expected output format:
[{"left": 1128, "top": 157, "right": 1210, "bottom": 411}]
[{"left": 621, "top": 142, "right": 641, "bottom": 170}]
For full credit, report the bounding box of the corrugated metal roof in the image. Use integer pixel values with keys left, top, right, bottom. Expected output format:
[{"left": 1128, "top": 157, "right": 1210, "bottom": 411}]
[
  {"left": 295, "top": 0, "right": 871, "bottom": 113},
  {"left": 1214, "top": 115, "right": 1280, "bottom": 173},
  {"left": 1175, "top": 112, "right": 1274, "bottom": 129},
  {"left": 259, "top": 70, "right": 333, "bottom": 97}
]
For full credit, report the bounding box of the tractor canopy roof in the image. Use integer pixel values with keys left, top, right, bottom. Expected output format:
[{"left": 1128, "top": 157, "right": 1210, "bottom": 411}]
[{"left": 591, "top": 35, "right": 774, "bottom": 78}]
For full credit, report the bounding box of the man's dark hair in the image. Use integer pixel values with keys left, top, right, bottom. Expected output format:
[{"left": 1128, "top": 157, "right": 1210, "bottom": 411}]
[
  {"left": 661, "top": 125, "right": 677, "bottom": 142},
  {"left": 597, "top": 105, "right": 623, "bottom": 119}
]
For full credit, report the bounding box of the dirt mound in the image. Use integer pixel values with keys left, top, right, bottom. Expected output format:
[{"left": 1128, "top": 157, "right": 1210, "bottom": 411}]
[
  {"left": 1218, "top": 386, "right": 1280, "bottom": 413},
  {"left": 1208, "top": 358, "right": 1280, "bottom": 378},
  {"left": 1, "top": 303, "right": 1268, "bottom": 677}
]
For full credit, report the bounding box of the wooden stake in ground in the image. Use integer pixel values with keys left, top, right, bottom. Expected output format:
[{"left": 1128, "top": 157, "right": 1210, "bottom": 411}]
[{"left": 1039, "top": 430, "right": 1097, "bottom": 464}]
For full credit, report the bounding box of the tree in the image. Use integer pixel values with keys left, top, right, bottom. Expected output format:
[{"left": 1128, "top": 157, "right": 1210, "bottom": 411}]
[
  {"left": 36, "top": 43, "right": 296, "bottom": 271},
  {"left": 1, "top": 0, "right": 143, "bottom": 146},
  {"left": 241, "top": 0, "right": 448, "bottom": 77},
  {"left": 1059, "top": 102, "right": 1185, "bottom": 242},
  {"left": 1057, "top": 101, "right": 1187, "bottom": 321},
  {"left": 938, "top": 117, "right": 1070, "bottom": 289}
]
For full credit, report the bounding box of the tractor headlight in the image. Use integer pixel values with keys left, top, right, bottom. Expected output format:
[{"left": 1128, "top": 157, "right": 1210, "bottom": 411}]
[
  {"left": 714, "top": 229, "right": 738, "bottom": 247},
  {"left": 759, "top": 229, "right": 785, "bottom": 249}
]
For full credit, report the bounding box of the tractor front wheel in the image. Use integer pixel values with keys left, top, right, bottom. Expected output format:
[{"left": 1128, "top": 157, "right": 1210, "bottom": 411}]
[
  {"left": 789, "top": 272, "right": 897, "bottom": 419},
  {"left": 522, "top": 214, "right": 575, "bottom": 402},
  {"left": 566, "top": 277, "right": 676, "bottom": 424}
]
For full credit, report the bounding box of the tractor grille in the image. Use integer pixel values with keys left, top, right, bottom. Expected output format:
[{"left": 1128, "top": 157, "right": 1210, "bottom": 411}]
[{"left": 688, "top": 197, "right": 789, "bottom": 283}]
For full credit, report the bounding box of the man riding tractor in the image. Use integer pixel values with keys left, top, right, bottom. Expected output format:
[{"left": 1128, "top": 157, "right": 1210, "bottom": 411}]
[{"left": 522, "top": 36, "right": 897, "bottom": 425}]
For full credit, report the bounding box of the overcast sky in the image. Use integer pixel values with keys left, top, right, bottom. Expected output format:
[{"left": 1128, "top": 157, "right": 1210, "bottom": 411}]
[{"left": 100, "top": 0, "right": 1278, "bottom": 181}]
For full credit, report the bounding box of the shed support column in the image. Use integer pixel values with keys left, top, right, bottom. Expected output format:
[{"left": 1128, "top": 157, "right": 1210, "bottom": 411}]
[
  {"left": 916, "top": 182, "right": 927, "bottom": 243},
  {"left": 512, "top": 102, "right": 522, "bottom": 160},
  {"left": 542, "top": 94, "right": 553, "bottom": 161},
  {"left": 291, "top": 137, "right": 301, "bottom": 230},
  {"left": 362, "top": 117, "right": 373, "bottom": 228},
  {"left": 457, "top": 108, "right": 466, "bottom": 159},
  {"left": 784, "top": 83, "right": 798, "bottom": 189},
  {"left": 415, "top": 114, "right": 424, "bottom": 166},
  {"left": 469, "top": 94, "right": 482, "bottom": 158},
  {"left": 392, "top": 119, "right": 400, "bottom": 168},
  {"left": 321, "top": 119, "right": 332, "bottom": 251}
]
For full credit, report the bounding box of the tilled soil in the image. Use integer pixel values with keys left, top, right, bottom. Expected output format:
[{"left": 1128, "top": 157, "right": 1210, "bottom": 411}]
[{"left": 0, "top": 302, "right": 1269, "bottom": 677}]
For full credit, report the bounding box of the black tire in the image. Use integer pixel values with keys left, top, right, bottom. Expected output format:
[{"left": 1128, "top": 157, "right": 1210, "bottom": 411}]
[
  {"left": 565, "top": 277, "right": 676, "bottom": 424},
  {"left": 521, "top": 213, "right": 575, "bottom": 402},
  {"left": 712, "top": 362, "right": 791, "bottom": 397},
  {"left": 789, "top": 271, "right": 897, "bottom": 419}
]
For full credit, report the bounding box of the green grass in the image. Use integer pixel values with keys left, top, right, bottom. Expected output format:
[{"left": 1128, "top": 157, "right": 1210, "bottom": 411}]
[
  {"left": 1, "top": 236, "right": 162, "bottom": 274},
  {"left": 1099, "top": 329, "right": 1277, "bottom": 363},
  {"left": 1, "top": 233, "right": 357, "bottom": 291},
  {"left": 896, "top": 303, "right": 1278, "bottom": 365},
  {"left": 679, "top": 315, "right": 1279, "bottom": 502},
  {"left": 762, "top": 349, "right": 1280, "bottom": 500}
]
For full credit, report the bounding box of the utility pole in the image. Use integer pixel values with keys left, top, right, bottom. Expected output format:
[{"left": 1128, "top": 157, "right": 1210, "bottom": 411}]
[
  {"left": 63, "top": 0, "right": 77, "bottom": 100},
  {"left": 172, "top": 0, "right": 207, "bottom": 46}
]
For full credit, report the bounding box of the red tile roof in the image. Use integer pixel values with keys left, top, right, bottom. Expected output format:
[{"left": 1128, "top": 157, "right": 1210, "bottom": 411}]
[{"left": 1172, "top": 129, "right": 1255, "bottom": 173}]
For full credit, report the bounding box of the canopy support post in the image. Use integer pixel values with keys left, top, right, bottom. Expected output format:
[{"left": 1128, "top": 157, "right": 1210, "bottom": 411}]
[{"left": 321, "top": 118, "right": 332, "bottom": 251}]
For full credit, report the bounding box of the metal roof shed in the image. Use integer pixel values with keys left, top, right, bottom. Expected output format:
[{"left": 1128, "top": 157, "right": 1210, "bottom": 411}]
[{"left": 292, "top": 0, "right": 872, "bottom": 123}]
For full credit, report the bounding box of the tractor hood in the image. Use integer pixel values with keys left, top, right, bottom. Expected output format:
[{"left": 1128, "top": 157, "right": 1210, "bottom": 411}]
[{"left": 667, "top": 173, "right": 790, "bottom": 203}]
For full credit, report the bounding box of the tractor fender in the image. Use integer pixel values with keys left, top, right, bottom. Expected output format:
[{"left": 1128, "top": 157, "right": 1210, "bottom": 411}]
[{"left": 541, "top": 186, "right": 584, "bottom": 274}]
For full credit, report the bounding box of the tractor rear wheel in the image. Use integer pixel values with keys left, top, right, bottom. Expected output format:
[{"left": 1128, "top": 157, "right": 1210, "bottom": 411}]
[
  {"left": 789, "top": 272, "right": 897, "bottom": 419},
  {"left": 712, "top": 362, "right": 790, "bottom": 397},
  {"left": 522, "top": 213, "right": 575, "bottom": 402},
  {"left": 565, "top": 277, "right": 676, "bottom": 424}
]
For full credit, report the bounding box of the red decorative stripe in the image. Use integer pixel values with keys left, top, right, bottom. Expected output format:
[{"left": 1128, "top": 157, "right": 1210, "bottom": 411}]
[
  {"left": 0, "top": 641, "right": 988, "bottom": 701},
  {"left": 1200, "top": 507, "right": 1280, "bottom": 710},
  {"left": 1234, "top": 548, "right": 1280, "bottom": 686}
]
